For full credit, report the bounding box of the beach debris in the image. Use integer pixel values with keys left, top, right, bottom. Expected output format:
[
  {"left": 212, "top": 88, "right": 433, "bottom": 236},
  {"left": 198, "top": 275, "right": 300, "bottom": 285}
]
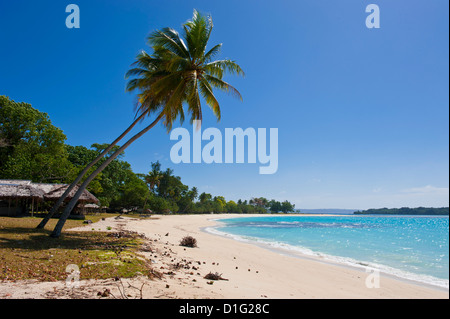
[
  {"left": 165, "top": 232, "right": 169, "bottom": 236},
  {"left": 204, "top": 272, "right": 228, "bottom": 281},
  {"left": 83, "top": 220, "right": 92, "bottom": 224},
  {"left": 171, "top": 261, "right": 191, "bottom": 270},
  {"left": 107, "top": 231, "right": 137, "bottom": 239},
  {"left": 97, "top": 288, "right": 111, "bottom": 298},
  {"left": 179, "top": 236, "right": 197, "bottom": 248},
  {"left": 165, "top": 284, "right": 170, "bottom": 288},
  {"left": 108, "top": 278, "right": 147, "bottom": 299},
  {"left": 207, "top": 281, "right": 214, "bottom": 285},
  {"left": 140, "top": 243, "right": 153, "bottom": 252}
]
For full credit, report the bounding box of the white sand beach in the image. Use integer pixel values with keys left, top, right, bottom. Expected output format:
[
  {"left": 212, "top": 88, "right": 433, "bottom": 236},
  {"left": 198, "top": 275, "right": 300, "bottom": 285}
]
[{"left": 1, "top": 214, "right": 448, "bottom": 299}]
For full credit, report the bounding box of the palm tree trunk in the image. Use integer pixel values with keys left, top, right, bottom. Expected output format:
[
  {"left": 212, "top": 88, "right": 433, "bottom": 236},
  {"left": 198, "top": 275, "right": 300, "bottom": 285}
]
[
  {"left": 50, "top": 112, "right": 164, "bottom": 238},
  {"left": 36, "top": 112, "right": 147, "bottom": 229},
  {"left": 142, "top": 192, "right": 150, "bottom": 211}
]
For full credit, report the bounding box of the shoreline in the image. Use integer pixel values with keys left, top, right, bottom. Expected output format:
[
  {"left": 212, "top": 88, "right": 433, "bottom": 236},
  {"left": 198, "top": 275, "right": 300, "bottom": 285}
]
[
  {"left": 204, "top": 214, "right": 449, "bottom": 292},
  {"left": 1, "top": 213, "right": 448, "bottom": 299},
  {"left": 125, "top": 213, "right": 448, "bottom": 298}
]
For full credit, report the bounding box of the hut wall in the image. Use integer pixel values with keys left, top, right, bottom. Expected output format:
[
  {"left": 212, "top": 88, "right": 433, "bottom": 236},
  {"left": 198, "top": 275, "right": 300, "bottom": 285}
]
[{"left": 0, "top": 200, "right": 25, "bottom": 216}]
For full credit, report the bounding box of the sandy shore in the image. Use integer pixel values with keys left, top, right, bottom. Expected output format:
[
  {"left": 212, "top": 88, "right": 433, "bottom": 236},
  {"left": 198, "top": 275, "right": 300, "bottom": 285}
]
[{"left": 1, "top": 214, "right": 448, "bottom": 299}]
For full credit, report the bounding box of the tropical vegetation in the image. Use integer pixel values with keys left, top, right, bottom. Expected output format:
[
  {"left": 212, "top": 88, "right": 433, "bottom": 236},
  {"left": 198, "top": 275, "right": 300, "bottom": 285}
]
[
  {"left": 1, "top": 10, "right": 296, "bottom": 237},
  {"left": 0, "top": 95, "right": 295, "bottom": 215}
]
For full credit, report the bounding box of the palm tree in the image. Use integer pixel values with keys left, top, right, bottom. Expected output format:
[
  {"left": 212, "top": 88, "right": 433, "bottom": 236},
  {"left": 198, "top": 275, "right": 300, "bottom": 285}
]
[
  {"left": 145, "top": 161, "right": 163, "bottom": 193},
  {"left": 190, "top": 186, "right": 198, "bottom": 201},
  {"left": 49, "top": 9, "right": 244, "bottom": 237},
  {"left": 199, "top": 192, "right": 212, "bottom": 203},
  {"left": 142, "top": 161, "right": 163, "bottom": 209},
  {"left": 36, "top": 112, "right": 147, "bottom": 229}
]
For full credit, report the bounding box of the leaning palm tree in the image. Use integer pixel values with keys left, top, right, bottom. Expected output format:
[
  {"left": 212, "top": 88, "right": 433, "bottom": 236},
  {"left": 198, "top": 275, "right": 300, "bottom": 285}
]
[
  {"left": 36, "top": 111, "right": 148, "bottom": 229},
  {"left": 49, "top": 9, "right": 244, "bottom": 237}
]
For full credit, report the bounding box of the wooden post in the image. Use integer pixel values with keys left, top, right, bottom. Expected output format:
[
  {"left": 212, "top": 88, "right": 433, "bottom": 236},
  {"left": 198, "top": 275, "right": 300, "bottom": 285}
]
[{"left": 31, "top": 198, "right": 34, "bottom": 217}]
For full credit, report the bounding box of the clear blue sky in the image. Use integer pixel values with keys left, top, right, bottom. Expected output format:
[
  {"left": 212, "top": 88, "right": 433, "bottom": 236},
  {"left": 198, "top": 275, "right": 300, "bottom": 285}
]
[{"left": 1, "top": 0, "right": 448, "bottom": 209}]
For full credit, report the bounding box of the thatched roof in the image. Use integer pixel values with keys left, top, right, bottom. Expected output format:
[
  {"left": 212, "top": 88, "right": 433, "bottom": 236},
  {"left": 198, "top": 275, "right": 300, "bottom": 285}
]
[
  {"left": 0, "top": 180, "right": 99, "bottom": 204},
  {"left": 44, "top": 184, "right": 99, "bottom": 204},
  {"left": 0, "top": 183, "right": 45, "bottom": 201}
]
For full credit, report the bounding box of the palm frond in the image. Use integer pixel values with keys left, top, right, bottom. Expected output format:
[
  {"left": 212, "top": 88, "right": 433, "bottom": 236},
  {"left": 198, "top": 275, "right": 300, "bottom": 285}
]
[
  {"left": 205, "top": 60, "right": 245, "bottom": 77},
  {"left": 199, "top": 78, "right": 221, "bottom": 120},
  {"left": 148, "top": 28, "right": 189, "bottom": 59},
  {"left": 183, "top": 9, "right": 213, "bottom": 62},
  {"left": 204, "top": 74, "right": 243, "bottom": 101},
  {"left": 203, "top": 43, "right": 222, "bottom": 64}
]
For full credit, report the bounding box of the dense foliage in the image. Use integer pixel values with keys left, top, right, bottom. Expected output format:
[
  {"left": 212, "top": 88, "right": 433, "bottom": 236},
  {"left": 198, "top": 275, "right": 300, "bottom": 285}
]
[
  {"left": 0, "top": 96, "right": 295, "bottom": 214},
  {"left": 0, "top": 96, "right": 73, "bottom": 182}
]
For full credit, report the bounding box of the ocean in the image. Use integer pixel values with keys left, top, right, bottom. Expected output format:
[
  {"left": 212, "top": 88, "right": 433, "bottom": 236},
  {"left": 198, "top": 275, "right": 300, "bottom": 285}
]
[{"left": 207, "top": 215, "right": 449, "bottom": 289}]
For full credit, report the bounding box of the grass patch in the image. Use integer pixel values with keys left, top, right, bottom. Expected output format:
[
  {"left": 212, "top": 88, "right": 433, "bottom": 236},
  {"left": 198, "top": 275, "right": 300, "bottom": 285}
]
[{"left": 0, "top": 216, "right": 157, "bottom": 282}]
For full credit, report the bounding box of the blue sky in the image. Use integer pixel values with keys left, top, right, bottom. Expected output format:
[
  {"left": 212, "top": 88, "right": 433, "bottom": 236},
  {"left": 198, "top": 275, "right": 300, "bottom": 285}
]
[{"left": 0, "top": 0, "right": 448, "bottom": 209}]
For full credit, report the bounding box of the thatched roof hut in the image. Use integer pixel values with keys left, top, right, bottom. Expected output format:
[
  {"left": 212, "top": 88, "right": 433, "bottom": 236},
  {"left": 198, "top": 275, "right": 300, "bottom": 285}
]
[
  {"left": 0, "top": 182, "right": 45, "bottom": 216},
  {"left": 0, "top": 180, "right": 99, "bottom": 216}
]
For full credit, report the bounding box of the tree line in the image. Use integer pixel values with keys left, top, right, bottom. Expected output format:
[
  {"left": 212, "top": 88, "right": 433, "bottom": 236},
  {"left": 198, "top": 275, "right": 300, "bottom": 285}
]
[
  {"left": 354, "top": 207, "right": 449, "bottom": 215},
  {"left": 0, "top": 95, "right": 296, "bottom": 214}
]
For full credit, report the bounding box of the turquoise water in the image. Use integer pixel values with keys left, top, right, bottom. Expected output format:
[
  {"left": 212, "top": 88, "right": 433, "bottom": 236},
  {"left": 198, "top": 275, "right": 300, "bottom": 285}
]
[{"left": 210, "top": 215, "right": 449, "bottom": 288}]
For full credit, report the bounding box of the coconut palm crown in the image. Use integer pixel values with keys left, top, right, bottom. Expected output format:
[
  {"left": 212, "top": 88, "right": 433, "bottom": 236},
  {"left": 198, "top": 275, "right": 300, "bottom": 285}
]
[{"left": 125, "top": 9, "right": 245, "bottom": 131}]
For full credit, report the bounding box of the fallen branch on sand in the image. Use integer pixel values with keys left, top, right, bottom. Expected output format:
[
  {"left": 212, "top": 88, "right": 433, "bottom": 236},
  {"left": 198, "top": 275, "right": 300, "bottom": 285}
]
[{"left": 204, "top": 272, "right": 228, "bottom": 281}]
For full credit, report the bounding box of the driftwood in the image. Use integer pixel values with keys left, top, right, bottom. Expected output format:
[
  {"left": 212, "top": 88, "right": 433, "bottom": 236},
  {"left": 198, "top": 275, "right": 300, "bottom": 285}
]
[{"left": 204, "top": 272, "right": 228, "bottom": 281}]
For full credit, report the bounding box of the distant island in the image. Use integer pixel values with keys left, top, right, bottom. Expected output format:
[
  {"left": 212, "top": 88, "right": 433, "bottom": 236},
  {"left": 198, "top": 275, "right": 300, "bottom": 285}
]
[{"left": 353, "top": 207, "right": 449, "bottom": 215}]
